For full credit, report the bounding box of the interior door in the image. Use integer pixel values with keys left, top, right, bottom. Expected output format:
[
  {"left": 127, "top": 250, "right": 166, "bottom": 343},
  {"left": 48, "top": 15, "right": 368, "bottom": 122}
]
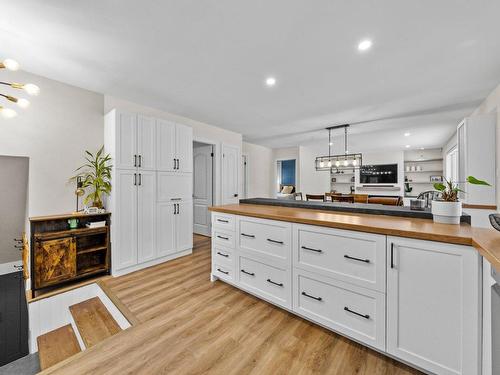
[
  {"left": 176, "top": 125, "right": 193, "bottom": 173},
  {"left": 156, "top": 203, "right": 176, "bottom": 257},
  {"left": 116, "top": 112, "right": 137, "bottom": 170},
  {"left": 222, "top": 144, "right": 240, "bottom": 204},
  {"left": 156, "top": 119, "right": 176, "bottom": 172},
  {"left": 193, "top": 145, "right": 213, "bottom": 236},
  {"left": 137, "top": 171, "right": 156, "bottom": 263},
  {"left": 176, "top": 201, "right": 193, "bottom": 251},
  {"left": 137, "top": 115, "right": 156, "bottom": 171},
  {"left": 114, "top": 170, "right": 138, "bottom": 270}
]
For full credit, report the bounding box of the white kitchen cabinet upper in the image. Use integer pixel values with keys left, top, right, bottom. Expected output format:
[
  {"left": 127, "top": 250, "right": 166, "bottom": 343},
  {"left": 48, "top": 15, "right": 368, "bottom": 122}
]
[{"left": 156, "top": 119, "right": 192, "bottom": 173}]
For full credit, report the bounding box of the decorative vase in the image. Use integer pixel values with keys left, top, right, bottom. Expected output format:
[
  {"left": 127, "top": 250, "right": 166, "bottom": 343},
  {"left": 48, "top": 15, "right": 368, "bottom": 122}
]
[{"left": 431, "top": 200, "right": 462, "bottom": 224}]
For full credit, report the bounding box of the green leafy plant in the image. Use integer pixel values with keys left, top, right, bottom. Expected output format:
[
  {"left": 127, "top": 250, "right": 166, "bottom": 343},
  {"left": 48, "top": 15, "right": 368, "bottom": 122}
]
[
  {"left": 70, "top": 146, "right": 112, "bottom": 208},
  {"left": 433, "top": 176, "right": 491, "bottom": 202}
]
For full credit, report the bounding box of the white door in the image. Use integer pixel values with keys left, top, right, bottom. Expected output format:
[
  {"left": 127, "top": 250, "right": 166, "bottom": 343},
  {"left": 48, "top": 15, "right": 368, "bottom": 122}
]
[
  {"left": 193, "top": 145, "right": 213, "bottom": 236},
  {"left": 156, "top": 119, "right": 176, "bottom": 172},
  {"left": 156, "top": 202, "right": 176, "bottom": 257},
  {"left": 137, "top": 171, "right": 156, "bottom": 263},
  {"left": 115, "top": 112, "right": 137, "bottom": 170},
  {"left": 222, "top": 144, "right": 239, "bottom": 204},
  {"left": 137, "top": 115, "right": 156, "bottom": 171},
  {"left": 157, "top": 172, "right": 192, "bottom": 201},
  {"left": 176, "top": 125, "right": 193, "bottom": 173},
  {"left": 176, "top": 201, "right": 193, "bottom": 251},
  {"left": 386, "top": 237, "right": 480, "bottom": 375},
  {"left": 114, "top": 170, "right": 138, "bottom": 270}
]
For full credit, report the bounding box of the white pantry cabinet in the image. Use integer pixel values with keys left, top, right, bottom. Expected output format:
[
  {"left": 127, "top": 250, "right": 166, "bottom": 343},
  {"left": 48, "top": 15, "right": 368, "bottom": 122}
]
[
  {"left": 386, "top": 236, "right": 480, "bottom": 375},
  {"left": 105, "top": 109, "right": 193, "bottom": 276},
  {"left": 156, "top": 119, "right": 193, "bottom": 173}
]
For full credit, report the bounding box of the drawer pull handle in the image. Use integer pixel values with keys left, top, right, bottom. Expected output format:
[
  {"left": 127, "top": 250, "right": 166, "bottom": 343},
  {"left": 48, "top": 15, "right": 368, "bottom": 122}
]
[
  {"left": 241, "top": 269, "right": 255, "bottom": 276},
  {"left": 344, "top": 255, "right": 370, "bottom": 263},
  {"left": 267, "top": 278, "right": 283, "bottom": 287},
  {"left": 217, "top": 268, "right": 229, "bottom": 275},
  {"left": 301, "top": 291, "right": 322, "bottom": 301},
  {"left": 344, "top": 306, "right": 370, "bottom": 320},
  {"left": 267, "top": 238, "right": 284, "bottom": 244},
  {"left": 301, "top": 246, "right": 323, "bottom": 253},
  {"left": 217, "top": 235, "right": 229, "bottom": 240},
  {"left": 217, "top": 252, "right": 229, "bottom": 258},
  {"left": 241, "top": 233, "right": 255, "bottom": 238},
  {"left": 217, "top": 219, "right": 229, "bottom": 223}
]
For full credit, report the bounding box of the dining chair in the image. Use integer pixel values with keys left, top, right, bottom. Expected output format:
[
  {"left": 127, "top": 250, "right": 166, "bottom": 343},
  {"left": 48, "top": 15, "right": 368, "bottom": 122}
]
[{"left": 306, "top": 194, "right": 325, "bottom": 202}]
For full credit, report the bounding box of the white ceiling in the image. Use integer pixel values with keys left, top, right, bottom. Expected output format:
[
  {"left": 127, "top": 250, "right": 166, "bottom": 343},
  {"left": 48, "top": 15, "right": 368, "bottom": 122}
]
[{"left": 1, "top": 1, "right": 500, "bottom": 151}]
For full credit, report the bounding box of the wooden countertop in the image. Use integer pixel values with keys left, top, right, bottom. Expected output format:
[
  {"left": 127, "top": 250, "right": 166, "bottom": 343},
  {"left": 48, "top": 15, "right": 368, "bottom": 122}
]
[{"left": 210, "top": 204, "right": 500, "bottom": 270}]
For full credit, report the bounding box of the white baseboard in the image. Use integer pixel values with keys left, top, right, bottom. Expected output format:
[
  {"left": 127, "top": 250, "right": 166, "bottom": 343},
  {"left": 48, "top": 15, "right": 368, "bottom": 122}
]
[{"left": 112, "top": 249, "right": 192, "bottom": 277}]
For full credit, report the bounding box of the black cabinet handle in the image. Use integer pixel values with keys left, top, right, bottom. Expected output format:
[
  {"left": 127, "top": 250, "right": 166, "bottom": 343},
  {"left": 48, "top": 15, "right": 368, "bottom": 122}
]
[
  {"left": 391, "top": 243, "right": 394, "bottom": 269},
  {"left": 138, "top": 173, "right": 142, "bottom": 186},
  {"left": 134, "top": 154, "right": 137, "bottom": 167},
  {"left": 301, "top": 246, "right": 322, "bottom": 253},
  {"left": 217, "top": 268, "right": 229, "bottom": 275},
  {"left": 173, "top": 158, "right": 176, "bottom": 170},
  {"left": 267, "top": 278, "right": 283, "bottom": 287},
  {"left": 176, "top": 159, "right": 179, "bottom": 170},
  {"left": 217, "top": 219, "right": 229, "bottom": 223},
  {"left": 344, "top": 255, "right": 370, "bottom": 263},
  {"left": 217, "top": 235, "right": 229, "bottom": 240},
  {"left": 302, "top": 291, "right": 322, "bottom": 301},
  {"left": 133, "top": 173, "right": 137, "bottom": 186},
  {"left": 138, "top": 155, "right": 142, "bottom": 167},
  {"left": 217, "top": 251, "right": 229, "bottom": 258},
  {"left": 241, "top": 269, "right": 255, "bottom": 276},
  {"left": 344, "top": 306, "right": 370, "bottom": 320},
  {"left": 267, "top": 238, "right": 283, "bottom": 244},
  {"left": 234, "top": 193, "right": 239, "bottom": 197},
  {"left": 241, "top": 233, "right": 255, "bottom": 238}
]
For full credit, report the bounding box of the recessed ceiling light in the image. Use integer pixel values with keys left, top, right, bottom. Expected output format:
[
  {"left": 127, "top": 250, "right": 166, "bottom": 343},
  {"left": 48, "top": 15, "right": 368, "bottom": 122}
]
[
  {"left": 405, "top": 145, "right": 411, "bottom": 148},
  {"left": 265, "top": 77, "right": 276, "bottom": 87},
  {"left": 358, "top": 39, "right": 373, "bottom": 51},
  {"left": 404, "top": 132, "right": 411, "bottom": 137}
]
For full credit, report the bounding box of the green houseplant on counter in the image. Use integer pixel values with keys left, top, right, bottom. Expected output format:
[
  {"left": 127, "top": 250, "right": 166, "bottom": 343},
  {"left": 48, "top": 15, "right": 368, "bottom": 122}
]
[
  {"left": 70, "top": 146, "right": 112, "bottom": 209},
  {"left": 432, "top": 176, "right": 490, "bottom": 224}
]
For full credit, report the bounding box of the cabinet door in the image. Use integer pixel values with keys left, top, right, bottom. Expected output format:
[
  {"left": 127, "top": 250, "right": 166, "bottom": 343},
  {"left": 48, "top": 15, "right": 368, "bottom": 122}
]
[
  {"left": 156, "top": 119, "right": 176, "bottom": 172},
  {"left": 137, "top": 171, "right": 156, "bottom": 263},
  {"left": 176, "top": 201, "right": 193, "bottom": 251},
  {"left": 137, "top": 115, "right": 156, "bottom": 171},
  {"left": 114, "top": 170, "right": 138, "bottom": 271},
  {"left": 34, "top": 236, "right": 76, "bottom": 289},
  {"left": 222, "top": 144, "right": 239, "bottom": 204},
  {"left": 157, "top": 203, "right": 176, "bottom": 257},
  {"left": 157, "top": 172, "right": 192, "bottom": 201},
  {"left": 175, "top": 124, "right": 193, "bottom": 173},
  {"left": 387, "top": 237, "right": 480, "bottom": 375},
  {"left": 115, "top": 112, "right": 137, "bottom": 170}
]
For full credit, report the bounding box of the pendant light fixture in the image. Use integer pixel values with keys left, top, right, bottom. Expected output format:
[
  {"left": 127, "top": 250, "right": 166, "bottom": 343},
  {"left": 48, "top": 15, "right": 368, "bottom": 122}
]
[{"left": 315, "top": 124, "right": 362, "bottom": 171}]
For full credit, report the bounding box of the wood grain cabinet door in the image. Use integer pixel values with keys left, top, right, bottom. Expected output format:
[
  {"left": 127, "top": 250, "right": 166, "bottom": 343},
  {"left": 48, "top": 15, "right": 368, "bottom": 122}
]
[{"left": 35, "top": 237, "right": 76, "bottom": 289}]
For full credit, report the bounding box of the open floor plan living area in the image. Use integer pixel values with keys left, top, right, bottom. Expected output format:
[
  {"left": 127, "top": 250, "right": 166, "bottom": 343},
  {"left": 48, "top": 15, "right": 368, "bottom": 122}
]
[{"left": 1, "top": 2, "right": 500, "bottom": 374}]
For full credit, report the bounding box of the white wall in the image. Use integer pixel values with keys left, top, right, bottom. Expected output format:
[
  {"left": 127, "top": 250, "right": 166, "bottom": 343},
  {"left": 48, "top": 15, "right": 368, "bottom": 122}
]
[
  {"left": 0, "top": 70, "right": 104, "bottom": 217},
  {"left": 355, "top": 151, "right": 405, "bottom": 196},
  {"left": 298, "top": 145, "right": 331, "bottom": 196},
  {"left": 242, "top": 142, "right": 273, "bottom": 198}
]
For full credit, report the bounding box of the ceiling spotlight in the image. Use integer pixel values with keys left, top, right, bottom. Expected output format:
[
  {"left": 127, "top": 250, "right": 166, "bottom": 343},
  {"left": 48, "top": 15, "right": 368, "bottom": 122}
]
[
  {"left": 404, "top": 132, "right": 411, "bottom": 137},
  {"left": 265, "top": 77, "right": 276, "bottom": 87},
  {"left": 358, "top": 39, "right": 373, "bottom": 51},
  {"left": 1, "top": 59, "right": 20, "bottom": 71},
  {"left": 405, "top": 145, "right": 411, "bottom": 148},
  {"left": 0, "top": 106, "right": 17, "bottom": 118},
  {"left": 420, "top": 147, "right": 425, "bottom": 150}
]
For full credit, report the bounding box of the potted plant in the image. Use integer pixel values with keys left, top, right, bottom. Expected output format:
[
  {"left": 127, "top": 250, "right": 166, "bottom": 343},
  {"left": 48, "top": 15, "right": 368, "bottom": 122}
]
[
  {"left": 432, "top": 176, "right": 490, "bottom": 224},
  {"left": 71, "top": 146, "right": 112, "bottom": 209}
]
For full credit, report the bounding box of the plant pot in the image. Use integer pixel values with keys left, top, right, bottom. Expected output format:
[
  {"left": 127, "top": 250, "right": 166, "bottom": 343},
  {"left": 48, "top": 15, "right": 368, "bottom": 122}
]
[{"left": 431, "top": 200, "right": 462, "bottom": 224}]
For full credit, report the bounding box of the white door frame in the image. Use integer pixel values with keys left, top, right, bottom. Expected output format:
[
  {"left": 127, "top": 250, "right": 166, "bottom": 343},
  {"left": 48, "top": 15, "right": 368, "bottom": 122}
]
[
  {"left": 193, "top": 143, "right": 214, "bottom": 236},
  {"left": 221, "top": 144, "right": 241, "bottom": 205},
  {"left": 242, "top": 153, "right": 249, "bottom": 199},
  {"left": 193, "top": 136, "right": 218, "bottom": 206}
]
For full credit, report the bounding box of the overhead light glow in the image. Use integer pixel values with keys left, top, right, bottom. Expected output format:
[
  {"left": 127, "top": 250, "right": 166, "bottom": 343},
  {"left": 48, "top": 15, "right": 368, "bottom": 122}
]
[
  {"left": 2, "top": 59, "right": 20, "bottom": 71},
  {"left": 265, "top": 77, "right": 276, "bottom": 87},
  {"left": 0, "top": 107, "right": 17, "bottom": 118},
  {"left": 404, "top": 132, "right": 411, "bottom": 137},
  {"left": 405, "top": 145, "right": 411, "bottom": 148},
  {"left": 358, "top": 39, "right": 373, "bottom": 51},
  {"left": 17, "top": 98, "right": 30, "bottom": 108},
  {"left": 23, "top": 83, "right": 40, "bottom": 96}
]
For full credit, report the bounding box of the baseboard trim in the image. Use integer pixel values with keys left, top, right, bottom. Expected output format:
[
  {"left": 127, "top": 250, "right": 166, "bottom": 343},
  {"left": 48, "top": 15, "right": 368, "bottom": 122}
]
[{"left": 112, "top": 249, "right": 193, "bottom": 277}]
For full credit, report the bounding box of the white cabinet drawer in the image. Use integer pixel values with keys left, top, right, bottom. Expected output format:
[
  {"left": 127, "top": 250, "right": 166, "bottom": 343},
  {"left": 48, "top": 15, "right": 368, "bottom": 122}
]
[
  {"left": 239, "top": 217, "right": 291, "bottom": 263},
  {"left": 213, "top": 263, "right": 234, "bottom": 282},
  {"left": 293, "top": 269, "right": 385, "bottom": 350},
  {"left": 212, "top": 213, "right": 235, "bottom": 232},
  {"left": 213, "top": 230, "right": 235, "bottom": 249},
  {"left": 213, "top": 245, "right": 234, "bottom": 266},
  {"left": 294, "top": 224, "right": 385, "bottom": 292},
  {"left": 239, "top": 256, "right": 291, "bottom": 309},
  {"left": 157, "top": 172, "right": 192, "bottom": 201}
]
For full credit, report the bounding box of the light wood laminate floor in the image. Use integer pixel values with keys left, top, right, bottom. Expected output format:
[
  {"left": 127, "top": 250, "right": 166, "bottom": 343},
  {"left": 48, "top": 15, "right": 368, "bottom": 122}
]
[{"left": 42, "top": 234, "right": 422, "bottom": 375}]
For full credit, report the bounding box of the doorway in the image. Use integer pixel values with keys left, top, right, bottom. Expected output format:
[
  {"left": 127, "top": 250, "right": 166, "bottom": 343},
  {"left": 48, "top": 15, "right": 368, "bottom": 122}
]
[
  {"left": 193, "top": 141, "right": 214, "bottom": 236},
  {"left": 276, "top": 159, "right": 296, "bottom": 194}
]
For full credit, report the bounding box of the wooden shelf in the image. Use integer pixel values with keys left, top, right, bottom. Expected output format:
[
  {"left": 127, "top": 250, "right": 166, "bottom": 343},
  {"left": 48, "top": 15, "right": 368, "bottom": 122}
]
[
  {"left": 77, "top": 265, "right": 107, "bottom": 277},
  {"left": 405, "top": 170, "right": 443, "bottom": 173},
  {"left": 30, "top": 212, "right": 111, "bottom": 222},
  {"left": 77, "top": 246, "right": 107, "bottom": 255},
  {"left": 404, "top": 158, "right": 443, "bottom": 163},
  {"left": 34, "top": 226, "right": 107, "bottom": 240}
]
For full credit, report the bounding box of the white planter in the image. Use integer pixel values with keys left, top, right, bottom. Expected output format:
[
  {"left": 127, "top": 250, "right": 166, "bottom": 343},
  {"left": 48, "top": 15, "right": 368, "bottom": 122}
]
[{"left": 431, "top": 200, "right": 462, "bottom": 224}]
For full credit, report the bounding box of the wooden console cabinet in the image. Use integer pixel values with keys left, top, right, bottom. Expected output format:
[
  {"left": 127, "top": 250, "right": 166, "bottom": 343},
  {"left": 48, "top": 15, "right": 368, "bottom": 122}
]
[{"left": 30, "top": 212, "right": 111, "bottom": 297}]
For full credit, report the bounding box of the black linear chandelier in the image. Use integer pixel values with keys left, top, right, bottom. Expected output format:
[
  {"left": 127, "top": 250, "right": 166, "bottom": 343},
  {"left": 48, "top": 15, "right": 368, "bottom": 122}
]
[
  {"left": 0, "top": 58, "right": 40, "bottom": 118},
  {"left": 315, "top": 124, "right": 362, "bottom": 171}
]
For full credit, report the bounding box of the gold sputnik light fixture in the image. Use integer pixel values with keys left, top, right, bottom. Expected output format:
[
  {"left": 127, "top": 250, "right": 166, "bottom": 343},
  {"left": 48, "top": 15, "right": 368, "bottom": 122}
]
[{"left": 0, "top": 58, "right": 40, "bottom": 118}]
